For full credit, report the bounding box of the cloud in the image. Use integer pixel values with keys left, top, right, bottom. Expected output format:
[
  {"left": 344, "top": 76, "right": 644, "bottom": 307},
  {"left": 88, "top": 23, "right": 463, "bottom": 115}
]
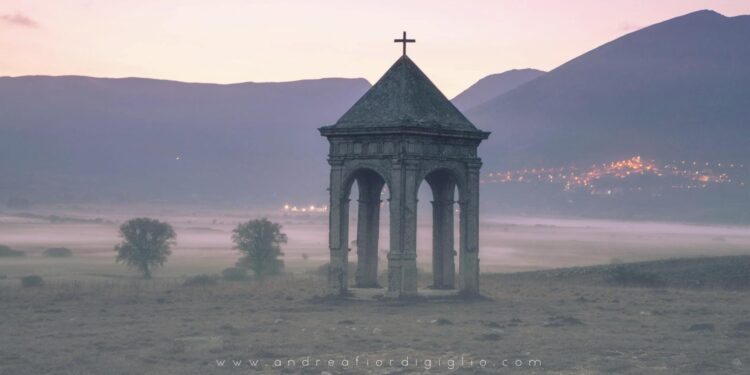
[{"left": 0, "top": 13, "right": 39, "bottom": 28}]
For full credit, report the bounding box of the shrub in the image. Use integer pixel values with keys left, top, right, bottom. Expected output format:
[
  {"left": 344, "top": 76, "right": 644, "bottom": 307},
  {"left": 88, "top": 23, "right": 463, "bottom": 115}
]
[
  {"left": 43, "top": 247, "right": 74, "bottom": 258},
  {"left": 232, "top": 218, "right": 286, "bottom": 279},
  {"left": 221, "top": 267, "right": 249, "bottom": 281},
  {"left": 21, "top": 275, "right": 44, "bottom": 287},
  {"left": 606, "top": 265, "right": 663, "bottom": 287},
  {"left": 0, "top": 245, "right": 24, "bottom": 257},
  {"left": 182, "top": 274, "right": 219, "bottom": 287},
  {"left": 315, "top": 263, "right": 330, "bottom": 278},
  {"left": 313, "top": 262, "right": 355, "bottom": 279}
]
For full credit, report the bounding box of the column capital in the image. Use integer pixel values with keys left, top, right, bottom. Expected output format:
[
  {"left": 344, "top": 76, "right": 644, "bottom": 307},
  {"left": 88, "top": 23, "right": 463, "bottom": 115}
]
[
  {"left": 401, "top": 252, "right": 417, "bottom": 260},
  {"left": 387, "top": 251, "right": 404, "bottom": 260},
  {"left": 466, "top": 160, "right": 483, "bottom": 171},
  {"left": 404, "top": 160, "right": 420, "bottom": 171},
  {"left": 431, "top": 199, "right": 455, "bottom": 205},
  {"left": 328, "top": 158, "right": 345, "bottom": 167},
  {"left": 357, "top": 198, "right": 382, "bottom": 204}
]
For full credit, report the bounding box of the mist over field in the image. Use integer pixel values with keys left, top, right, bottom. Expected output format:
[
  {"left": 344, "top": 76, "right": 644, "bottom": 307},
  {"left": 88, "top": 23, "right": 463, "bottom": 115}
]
[{"left": 2, "top": 206, "right": 750, "bottom": 280}]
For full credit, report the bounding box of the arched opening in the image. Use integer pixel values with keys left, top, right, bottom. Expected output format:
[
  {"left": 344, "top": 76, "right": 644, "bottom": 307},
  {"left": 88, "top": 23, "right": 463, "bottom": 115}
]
[
  {"left": 343, "top": 168, "right": 390, "bottom": 288},
  {"left": 416, "top": 168, "right": 461, "bottom": 289}
]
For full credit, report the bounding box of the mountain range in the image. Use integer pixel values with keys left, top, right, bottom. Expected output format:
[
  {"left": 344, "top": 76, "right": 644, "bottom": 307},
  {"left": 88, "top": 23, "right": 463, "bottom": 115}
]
[
  {"left": 467, "top": 10, "right": 750, "bottom": 170},
  {"left": 0, "top": 77, "right": 369, "bottom": 204},
  {"left": 1, "top": 9, "right": 748, "bottom": 220}
]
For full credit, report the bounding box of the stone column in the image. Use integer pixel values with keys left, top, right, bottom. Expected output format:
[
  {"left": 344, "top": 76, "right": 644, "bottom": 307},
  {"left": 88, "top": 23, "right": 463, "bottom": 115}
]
[
  {"left": 431, "top": 194, "right": 444, "bottom": 288},
  {"left": 459, "top": 164, "right": 481, "bottom": 297},
  {"left": 327, "top": 162, "right": 349, "bottom": 294},
  {"left": 386, "top": 158, "right": 419, "bottom": 297},
  {"left": 387, "top": 159, "right": 403, "bottom": 295},
  {"left": 400, "top": 162, "right": 420, "bottom": 296},
  {"left": 431, "top": 180, "right": 455, "bottom": 289},
  {"left": 355, "top": 174, "right": 383, "bottom": 288}
]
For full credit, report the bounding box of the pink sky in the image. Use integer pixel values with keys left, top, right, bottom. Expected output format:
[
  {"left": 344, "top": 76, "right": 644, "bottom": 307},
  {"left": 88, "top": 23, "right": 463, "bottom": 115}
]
[{"left": 1, "top": 0, "right": 749, "bottom": 97}]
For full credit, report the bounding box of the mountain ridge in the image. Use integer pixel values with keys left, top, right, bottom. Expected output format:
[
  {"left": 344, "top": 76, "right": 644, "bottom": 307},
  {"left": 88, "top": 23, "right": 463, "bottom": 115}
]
[
  {"left": 0, "top": 74, "right": 371, "bottom": 86},
  {"left": 467, "top": 9, "right": 750, "bottom": 170},
  {"left": 451, "top": 68, "right": 545, "bottom": 111},
  {"left": 0, "top": 75, "right": 372, "bottom": 204}
]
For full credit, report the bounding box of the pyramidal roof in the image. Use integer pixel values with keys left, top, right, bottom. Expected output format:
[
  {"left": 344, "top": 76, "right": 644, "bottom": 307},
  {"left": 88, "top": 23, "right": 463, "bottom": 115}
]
[{"left": 327, "top": 55, "right": 481, "bottom": 132}]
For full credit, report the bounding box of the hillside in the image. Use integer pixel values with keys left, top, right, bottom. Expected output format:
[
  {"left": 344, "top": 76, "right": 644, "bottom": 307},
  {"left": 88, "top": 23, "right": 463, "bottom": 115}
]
[
  {"left": 466, "top": 10, "right": 750, "bottom": 221},
  {"left": 0, "top": 76, "right": 371, "bottom": 205},
  {"left": 468, "top": 10, "right": 750, "bottom": 170},
  {"left": 494, "top": 255, "right": 750, "bottom": 290},
  {"left": 451, "top": 68, "right": 544, "bottom": 111}
]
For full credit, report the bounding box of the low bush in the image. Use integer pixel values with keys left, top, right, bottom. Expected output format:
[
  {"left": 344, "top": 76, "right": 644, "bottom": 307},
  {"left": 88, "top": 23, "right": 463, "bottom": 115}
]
[
  {"left": 314, "top": 262, "right": 357, "bottom": 278},
  {"left": 21, "top": 275, "right": 44, "bottom": 287},
  {"left": 221, "top": 267, "right": 248, "bottom": 281},
  {"left": 182, "top": 274, "right": 219, "bottom": 287},
  {"left": 606, "top": 265, "right": 663, "bottom": 287},
  {"left": 43, "top": 247, "right": 74, "bottom": 258},
  {"left": 315, "top": 263, "right": 331, "bottom": 278},
  {"left": 0, "top": 245, "right": 24, "bottom": 257}
]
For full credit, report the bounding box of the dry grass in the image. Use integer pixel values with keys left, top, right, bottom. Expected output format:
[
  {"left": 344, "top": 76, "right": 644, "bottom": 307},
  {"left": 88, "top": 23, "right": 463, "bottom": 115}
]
[
  {"left": 2, "top": 208, "right": 750, "bottom": 374},
  {"left": 1, "top": 268, "right": 749, "bottom": 374}
]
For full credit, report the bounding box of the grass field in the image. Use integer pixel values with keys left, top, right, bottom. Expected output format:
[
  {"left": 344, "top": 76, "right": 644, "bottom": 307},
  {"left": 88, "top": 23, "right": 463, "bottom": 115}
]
[{"left": 1, "top": 206, "right": 750, "bottom": 374}]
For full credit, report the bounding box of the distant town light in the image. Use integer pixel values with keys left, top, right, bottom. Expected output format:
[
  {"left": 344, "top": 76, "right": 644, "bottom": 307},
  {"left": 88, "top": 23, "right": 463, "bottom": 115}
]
[
  {"left": 479, "top": 155, "right": 743, "bottom": 194},
  {"left": 282, "top": 203, "right": 328, "bottom": 213}
]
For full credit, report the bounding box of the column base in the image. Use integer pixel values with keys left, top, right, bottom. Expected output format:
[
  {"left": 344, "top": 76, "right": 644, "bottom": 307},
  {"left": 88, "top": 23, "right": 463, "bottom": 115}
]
[
  {"left": 386, "top": 251, "right": 418, "bottom": 297},
  {"left": 425, "top": 284, "right": 455, "bottom": 290},
  {"left": 353, "top": 283, "right": 383, "bottom": 289},
  {"left": 458, "top": 254, "right": 480, "bottom": 297},
  {"left": 327, "top": 248, "right": 349, "bottom": 294}
]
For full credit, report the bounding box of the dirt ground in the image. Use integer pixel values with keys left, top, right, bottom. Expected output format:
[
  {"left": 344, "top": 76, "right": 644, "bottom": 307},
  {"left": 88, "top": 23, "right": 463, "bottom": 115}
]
[
  {"left": 1, "top": 207, "right": 750, "bottom": 374},
  {"left": 1, "top": 274, "right": 749, "bottom": 374}
]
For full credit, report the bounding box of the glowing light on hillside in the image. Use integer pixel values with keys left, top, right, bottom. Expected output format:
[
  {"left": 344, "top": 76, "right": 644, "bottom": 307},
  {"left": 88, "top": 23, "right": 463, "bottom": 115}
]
[
  {"left": 480, "top": 155, "right": 746, "bottom": 195},
  {"left": 283, "top": 204, "right": 328, "bottom": 213}
]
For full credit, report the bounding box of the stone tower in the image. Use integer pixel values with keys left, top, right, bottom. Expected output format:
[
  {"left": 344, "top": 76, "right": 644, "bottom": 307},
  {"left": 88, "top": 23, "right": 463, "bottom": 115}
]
[{"left": 319, "top": 49, "right": 489, "bottom": 297}]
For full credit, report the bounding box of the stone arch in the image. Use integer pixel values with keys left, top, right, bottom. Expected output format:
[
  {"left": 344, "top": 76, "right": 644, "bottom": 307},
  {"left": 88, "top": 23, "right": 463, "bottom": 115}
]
[
  {"left": 340, "top": 167, "right": 389, "bottom": 288},
  {"left": 416, "top": 167, "right": 463, "bottom": 289},
  {"left": 418, "top": 165, "right": 465, "bottom": 200},
  {"left": 342, "top": 166, "right": 391, "bottom": 201}
]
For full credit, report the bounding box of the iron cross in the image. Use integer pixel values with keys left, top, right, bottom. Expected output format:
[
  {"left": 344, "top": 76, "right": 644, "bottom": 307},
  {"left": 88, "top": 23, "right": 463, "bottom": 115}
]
[{"left": 394, "top": 31, "right": 415, "bottom": 56}]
